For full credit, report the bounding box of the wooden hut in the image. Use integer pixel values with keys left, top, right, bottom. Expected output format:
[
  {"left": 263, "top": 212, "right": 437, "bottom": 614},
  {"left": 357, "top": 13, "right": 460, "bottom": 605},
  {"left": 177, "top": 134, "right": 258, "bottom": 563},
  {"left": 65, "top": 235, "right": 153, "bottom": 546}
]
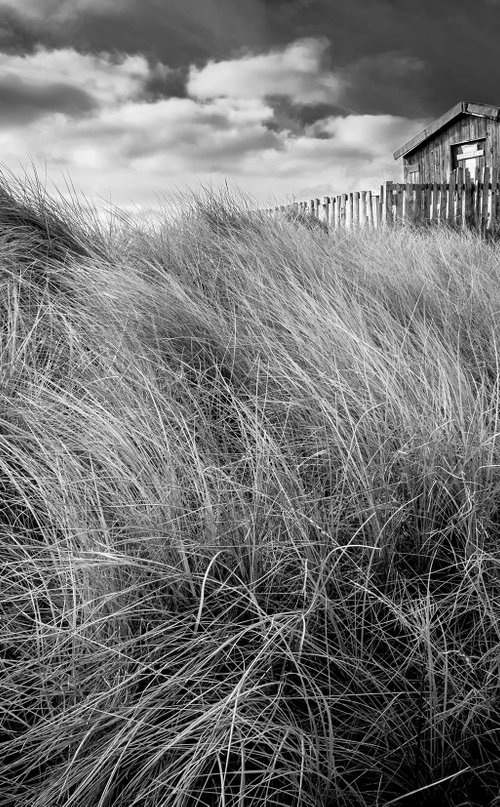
[{"left": 393, "top": 101, "right": 500, "bottom": 183}]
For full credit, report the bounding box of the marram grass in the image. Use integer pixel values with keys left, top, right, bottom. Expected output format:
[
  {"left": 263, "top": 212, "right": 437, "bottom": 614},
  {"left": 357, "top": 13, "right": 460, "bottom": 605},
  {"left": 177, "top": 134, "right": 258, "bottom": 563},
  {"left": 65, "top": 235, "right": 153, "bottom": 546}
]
[{"left": 0, "top": 176, "right": 499, "bottom": 807}]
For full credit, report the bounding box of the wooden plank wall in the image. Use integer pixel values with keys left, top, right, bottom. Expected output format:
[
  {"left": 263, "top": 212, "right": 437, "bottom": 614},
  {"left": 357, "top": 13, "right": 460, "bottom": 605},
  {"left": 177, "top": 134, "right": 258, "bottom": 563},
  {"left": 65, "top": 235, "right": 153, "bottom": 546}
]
[
  {"left": 263, "top": 168, "right": 500, "bottom": 235},
  {"left": 402, "top": 115, "right": 492, "bottom": 183}
]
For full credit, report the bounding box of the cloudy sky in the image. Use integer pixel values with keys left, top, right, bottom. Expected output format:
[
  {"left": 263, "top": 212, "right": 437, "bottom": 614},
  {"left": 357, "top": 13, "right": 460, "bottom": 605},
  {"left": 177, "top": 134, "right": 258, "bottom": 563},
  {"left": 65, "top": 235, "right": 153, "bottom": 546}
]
[{"left": 1, "top": 0, "right": 499, "bottom": 213}]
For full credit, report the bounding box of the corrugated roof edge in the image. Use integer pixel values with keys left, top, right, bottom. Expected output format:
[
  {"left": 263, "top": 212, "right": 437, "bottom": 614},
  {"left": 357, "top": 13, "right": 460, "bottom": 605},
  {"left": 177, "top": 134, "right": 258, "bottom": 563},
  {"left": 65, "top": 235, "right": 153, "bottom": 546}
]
[{"left": 393, "top": 101, "right": 500, "bottom": 160}]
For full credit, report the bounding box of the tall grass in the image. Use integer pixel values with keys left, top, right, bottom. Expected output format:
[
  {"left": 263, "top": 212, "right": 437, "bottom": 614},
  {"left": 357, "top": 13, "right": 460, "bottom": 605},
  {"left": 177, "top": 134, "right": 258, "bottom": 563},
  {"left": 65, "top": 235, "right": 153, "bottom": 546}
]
[{"left": 0, "top": 174, "right": 499, "bottom": 807}]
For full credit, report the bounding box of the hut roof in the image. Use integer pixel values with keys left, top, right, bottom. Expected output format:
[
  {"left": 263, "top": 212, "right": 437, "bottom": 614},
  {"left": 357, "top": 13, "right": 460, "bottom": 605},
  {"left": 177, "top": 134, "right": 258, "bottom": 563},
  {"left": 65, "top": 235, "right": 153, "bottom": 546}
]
[{"left": 393, "top": 101, "right": 500, "bottom": 160}]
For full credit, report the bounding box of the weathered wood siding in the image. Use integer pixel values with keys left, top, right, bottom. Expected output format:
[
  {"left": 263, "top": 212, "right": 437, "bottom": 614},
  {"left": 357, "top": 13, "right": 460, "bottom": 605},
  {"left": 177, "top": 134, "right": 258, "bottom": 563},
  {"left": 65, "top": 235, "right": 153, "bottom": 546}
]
[{"left": 402, "top": 113, "right": 500, "bottom": 183}]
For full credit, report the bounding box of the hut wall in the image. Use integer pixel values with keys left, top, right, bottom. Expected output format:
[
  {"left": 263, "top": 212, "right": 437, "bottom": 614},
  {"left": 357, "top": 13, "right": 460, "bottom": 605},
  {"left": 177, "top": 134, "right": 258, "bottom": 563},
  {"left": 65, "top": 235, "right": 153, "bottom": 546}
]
[{"left": 402, "top": 114, "right": 500, "bottom": 183}]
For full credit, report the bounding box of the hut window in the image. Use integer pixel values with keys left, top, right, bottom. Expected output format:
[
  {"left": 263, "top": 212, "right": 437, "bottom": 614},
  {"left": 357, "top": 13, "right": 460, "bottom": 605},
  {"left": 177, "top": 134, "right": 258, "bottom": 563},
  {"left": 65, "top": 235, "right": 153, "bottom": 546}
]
[
  {"left": 407, "top": 162, "right": 420, "bottom": 183},
  {"left": 451, "top": 138, "right": 485, "bottom": 176}
]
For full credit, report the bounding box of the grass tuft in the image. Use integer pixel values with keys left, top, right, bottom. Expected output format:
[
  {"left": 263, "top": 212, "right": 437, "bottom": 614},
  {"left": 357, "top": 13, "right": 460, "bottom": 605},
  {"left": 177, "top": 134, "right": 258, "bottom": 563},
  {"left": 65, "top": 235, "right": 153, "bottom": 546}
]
[{"left": 0, "top": 177, "right": 499, "bottom": 806}]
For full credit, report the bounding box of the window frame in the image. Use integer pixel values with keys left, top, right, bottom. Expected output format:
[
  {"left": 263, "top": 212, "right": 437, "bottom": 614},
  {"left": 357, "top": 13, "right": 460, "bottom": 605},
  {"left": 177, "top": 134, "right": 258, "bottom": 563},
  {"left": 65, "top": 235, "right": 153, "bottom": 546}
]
[{"left": 450, "top": 137, "right": 486, "bottom": 171}]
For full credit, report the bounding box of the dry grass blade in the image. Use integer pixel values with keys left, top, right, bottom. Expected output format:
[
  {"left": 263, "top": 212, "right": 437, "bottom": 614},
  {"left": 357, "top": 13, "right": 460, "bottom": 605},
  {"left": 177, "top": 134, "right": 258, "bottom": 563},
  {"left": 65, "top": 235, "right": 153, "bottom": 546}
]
[{"left": 0, "top": 178, "right": 499, "bottom": 806}]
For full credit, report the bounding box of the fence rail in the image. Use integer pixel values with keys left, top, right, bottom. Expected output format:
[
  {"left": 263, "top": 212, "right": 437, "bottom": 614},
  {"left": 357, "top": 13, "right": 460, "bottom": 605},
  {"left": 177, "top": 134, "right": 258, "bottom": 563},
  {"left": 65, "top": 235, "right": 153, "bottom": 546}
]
[{"left": 263, "top": 167, "right": 500, "bottom": 234}]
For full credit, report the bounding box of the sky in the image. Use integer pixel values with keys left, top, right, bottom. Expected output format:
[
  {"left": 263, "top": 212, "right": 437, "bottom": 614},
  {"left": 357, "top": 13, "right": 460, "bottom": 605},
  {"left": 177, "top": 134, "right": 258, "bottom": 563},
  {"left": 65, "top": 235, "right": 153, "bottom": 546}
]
[{"left": 1, "top": 0, "right": 500, "bottom": 214}]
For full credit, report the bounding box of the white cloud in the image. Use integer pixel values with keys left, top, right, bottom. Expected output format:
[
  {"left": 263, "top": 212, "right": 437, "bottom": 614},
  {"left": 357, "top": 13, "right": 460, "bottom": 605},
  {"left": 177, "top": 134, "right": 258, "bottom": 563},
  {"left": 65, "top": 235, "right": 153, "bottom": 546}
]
[
  {"left": 0, "top": 40, "right": 424, "bottom": 210},
  {"left": 0, "top": 95, "right": 278, "bottom": 175},
  {"left": 0, "top": 100, "right": 420, "bottom": 209},
  {"left": 305, "top": 114, "right": 423, "bottom": 153},
  {"left": 0, "top": 47, "right": 151, "bottom": 107},
  {"left": 188, "top": 37, "right": 343, "bottom": 105}
]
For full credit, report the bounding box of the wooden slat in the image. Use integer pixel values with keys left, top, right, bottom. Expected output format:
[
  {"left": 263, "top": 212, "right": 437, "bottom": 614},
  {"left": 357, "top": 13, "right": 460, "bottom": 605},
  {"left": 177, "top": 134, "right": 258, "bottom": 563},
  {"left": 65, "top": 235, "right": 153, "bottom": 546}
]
[
  {"left": 347, "top": 193, "right": 353, "bottom": 228},
  {"left": 439, "top": 182, "right": 448, "bottom": 223},
  {"left": 373, "top": 193, "right": 380, "bottom": 227},
  {"left": 433, "top": 183, "right": 439, "bottom": 223},
  {"left": 473, "top": 167, "right": 481, "bottom": 223},
  {"left": 353, "top": 191, "right": 360, "bottom": 227},
  {"left": 420, "top": 183, "right": 427, "bottom": 222},
  {"left": 331, "top": 196, "right": 338, "bottom": 229},
  {"left": 490, "top": 167, "right": 498, "bottom": 234},
  {"left": 473, "top": 168, "right": 481, "bottom": 231},
  {"left": 366, "top": 190, "right": 373, "bottom": 228},
  {"left": 405, "top": 183, "right": 414, "bottom": 222},
  {"left": 448, "top": 171, "right": 457, "bottom": 226},
  {"left": 424, "top": 183, "right": 432, "bottom": 223},
  {"left": 493, "top": 174, "right": 500, "bottom": 236},
  {"left": 384, "top": 182, "right": 393, "bottom": 224},
  {"left": 259, "top": 168, "right": 500, "bottom": 236},
  {"left": 456, "top": 167, "right": 464, "bottom": 227},
  {"left": 463, "top": 169, "right": 474, "bottom": 227},
  {"left": 415, "top": 183, "right": 424, "bottom": 224},
  {"left": 322, "top": 196, "right": 331, "bottom": 225},
  {"left": 339, "top": 194, "right": 347, "bottom": 227},
  {"left": 482, "top": 167, "right": 490, "bottom": 234},
  {"left": 431, "top": 181, "right": 438, "bottom": 221},
  {"left": 359, "top": 191, "right": 368, "bottom": 227},
  {"left": 455, "top": 150, "right": 485, "bottom": 160},
  {"left": 465, "top": 102, "right": 500, "bottom": 120},
  {"left": 495, "top": 171, "right": 500, "bottom": 236},
  {"left": 393, "top": 184, "right": 403, "bottom": 222}
]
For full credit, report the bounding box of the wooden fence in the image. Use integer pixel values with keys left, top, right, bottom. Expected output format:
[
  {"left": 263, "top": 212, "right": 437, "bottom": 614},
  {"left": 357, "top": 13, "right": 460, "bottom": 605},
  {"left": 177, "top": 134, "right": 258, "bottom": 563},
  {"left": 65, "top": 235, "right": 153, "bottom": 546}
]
[{"left": 263, "top": 167, "right": 500, "bottom": 234}]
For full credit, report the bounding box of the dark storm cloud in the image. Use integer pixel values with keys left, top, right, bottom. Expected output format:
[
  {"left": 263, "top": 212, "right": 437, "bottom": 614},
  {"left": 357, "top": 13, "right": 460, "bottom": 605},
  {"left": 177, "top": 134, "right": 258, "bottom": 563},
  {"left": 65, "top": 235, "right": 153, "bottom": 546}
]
[
  {"left": 0, "top": 0, "right": 270, "bottom": 70},
  {"left": 0, "top": 6, "right": 41, "bottom": 53},
  {"left": 143, "top": 66, "right": 188, "bottom": 101},
  {"left": 340, "top": 53, "right": 429, "bottom": 118},
  {"left": 2, "top": 0, "right": 500, "bottom": 118},
  {"left": 0, "top": 73, "right": 97, "bottom": 125},
  {"left": 259, "top": 0, "right": 500, "bottom": 116}
]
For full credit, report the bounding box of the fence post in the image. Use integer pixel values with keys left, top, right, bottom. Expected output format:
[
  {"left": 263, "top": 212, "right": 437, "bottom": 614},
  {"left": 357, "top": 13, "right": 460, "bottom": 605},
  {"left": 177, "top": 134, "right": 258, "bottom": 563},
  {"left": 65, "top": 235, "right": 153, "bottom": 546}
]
[
  {"left": 256, "top": 167, "right": 500, "bottom": 237},
  {"left": 481, "top": 167, "right": 490, "bottom": 235},
  {"left": 456, "top": 167, "right": 464, "bottom": 227},
  {"left": 331, "top": 196, "right": 337, "bottom": 229},
  {"left": 352, "top": 191, "right": 360, "bottom": 227},
  {"left": 463, "top": 170, "right": 474, "bottom": 228},
  {"left": 373, "top": 192, "right": 380, "bottom": 227},
  {"left": 472, "top": 167, "right": 480, "bottom": 224},
  {"left": 431, "top": 181, "right": 438, "bottom": 222},
  {"left": 366, "top": 191, "right": 373, "bottom": 228},
  {"left": 340, "top": 194, "right": 347, "bottom": 227},
  {"left": 449, "top": 171, "right": 456, "bottom": 226},
  {"left": 405, "top": 183, "right": 413, "bottom": 222},
  {"left": 420, "top": 182, "right": 427, "bottom": 222},
  {"left": 437, "top": 182, "right": 445, "bottom": 223},
  {"left": 347, "top": 193, "right": 353, "bottom": 228},
  {"left": 383, "top": 181, "right": 393, "bottom": 226},
  {"left": 490, "top": 167, "right": 498, "bottom": 235},
  {"left": 359, "top": 191, "right": 367, "bottom": 227},
  {"left": 394, "top": 184, "right": 403, "bottom": 223},
  {"left": 322, "top": 196, "right": 331, "bottom": 226}
]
